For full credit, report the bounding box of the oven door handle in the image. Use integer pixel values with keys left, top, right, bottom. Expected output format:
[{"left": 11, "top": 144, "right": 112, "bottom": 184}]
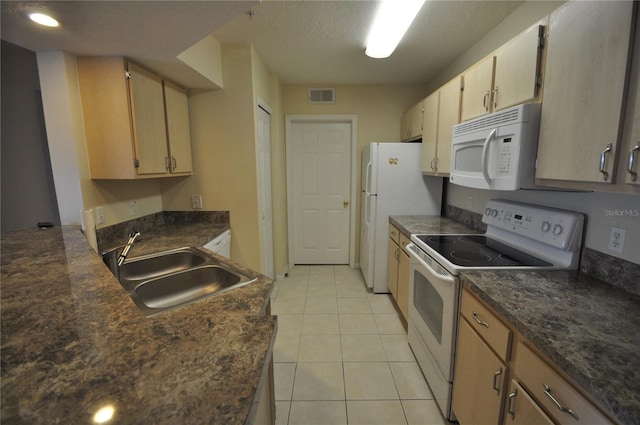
[
  {"left": 481, "top": 128, "right": 497, "bottom": 187},
  {"left": 407, "top": 243, "right": 456, "bottom": 285}
]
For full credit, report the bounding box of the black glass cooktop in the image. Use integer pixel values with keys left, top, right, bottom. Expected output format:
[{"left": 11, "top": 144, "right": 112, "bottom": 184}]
[{"left": 415, "top": 235, "right": 552, "bottom": 267}]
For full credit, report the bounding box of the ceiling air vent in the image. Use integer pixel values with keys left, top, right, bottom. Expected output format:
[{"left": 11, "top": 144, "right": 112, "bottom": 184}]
[{"left": 308, "top": 88, "right": 335, "bottom": 104}]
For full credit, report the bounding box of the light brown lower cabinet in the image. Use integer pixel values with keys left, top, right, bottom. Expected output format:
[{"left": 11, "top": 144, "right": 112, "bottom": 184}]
[
  {"left": 452, "top": 317, "right": 507, "bottom": 425},
  {"left": 387, "top": 224, "right": 410, "bottom": 324},
  {"left": 504, "top": 380, "right": 554, "bottom": 425},
  {"left": 453, "top": 288, "right": 617, "bottom": 425}
]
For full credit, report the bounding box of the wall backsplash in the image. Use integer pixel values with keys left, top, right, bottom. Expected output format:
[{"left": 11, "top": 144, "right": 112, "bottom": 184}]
[
  {"left": 446, "top": 204, "right": 640, "bottom": 296},
  {"left": 95, "top": 210, "right": 229, "bottom": 253}
]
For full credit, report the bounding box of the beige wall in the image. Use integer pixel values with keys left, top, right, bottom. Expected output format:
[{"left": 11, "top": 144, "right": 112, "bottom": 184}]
[
  {"left": 161, "top": 44, "right": 262, "bottom": 271},
  {"left": 281, "top": 83, "right": 429, "bottom": 267}
]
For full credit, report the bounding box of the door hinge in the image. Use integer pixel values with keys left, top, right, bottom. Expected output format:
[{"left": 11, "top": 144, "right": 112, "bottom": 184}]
[
  {"left": 134, "top": 158, "right": 140, "bottom": 168},
  {"left": 460, "top": 80, "right": 465, "bottom": 91},
  {"left": 538, "top": 26, "right": 545, "bottom": 48},
  {"left": 536, "top": 73, "right": 543, "bottom": 88},
  {"left": 125, "top": 71, "right": 132, "bottom": 80}
]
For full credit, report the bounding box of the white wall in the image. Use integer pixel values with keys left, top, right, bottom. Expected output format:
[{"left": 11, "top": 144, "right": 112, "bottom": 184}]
[{"left": 36, "top": 51, "right": 86, "bottom": 226}]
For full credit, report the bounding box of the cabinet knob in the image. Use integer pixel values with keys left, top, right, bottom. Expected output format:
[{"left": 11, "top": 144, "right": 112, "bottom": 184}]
[{"left": 343, "top": 200, "right": 349, "bottom": 208}]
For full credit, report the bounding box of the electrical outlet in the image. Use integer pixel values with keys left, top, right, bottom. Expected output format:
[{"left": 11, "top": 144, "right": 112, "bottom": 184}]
[
  {"left": 130, "top": 200, "right": 138, "bottom": 215},
  {"left": 191, "top": 195, "right": 203, "bottom": 209},
  {"left": 608, "top": 227, "right": 626, "bottom": 253},
  {"left": 96, "top": 206, "right": 105, "bottom": 224}
]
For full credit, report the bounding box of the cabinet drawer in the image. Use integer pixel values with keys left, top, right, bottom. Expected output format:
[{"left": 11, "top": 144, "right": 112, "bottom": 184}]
[
  {"left": 515, "top": 342, "right": 614, "bottom": 425},
  {"left": 399, "top": 233, "right": 411, "bottom": 252},
  {"left": 460, "top": 289, "right": 511, "bottom": 361},
  {"left": 389, "top": 224, "right": 400, "bottom": 243}
]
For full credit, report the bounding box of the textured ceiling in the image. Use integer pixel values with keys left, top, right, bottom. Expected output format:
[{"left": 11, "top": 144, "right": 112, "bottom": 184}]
[
  {"left": 1, "top": 0, "right": 524, "bottom": 86},
  {"left": 214, "top": 0, "right": 524, "bottom": 84}
]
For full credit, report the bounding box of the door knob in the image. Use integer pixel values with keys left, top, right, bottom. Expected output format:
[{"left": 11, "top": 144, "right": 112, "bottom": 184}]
[{"left": 343, "top": 201, "right": 349, "bottom": 207}]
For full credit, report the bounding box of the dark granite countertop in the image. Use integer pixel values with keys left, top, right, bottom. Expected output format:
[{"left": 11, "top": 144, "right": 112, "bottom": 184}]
[
  {"left": 389, "top": 215, "right": 481, "bottom": 236},
  {"left": 1, "top": 225, "right": 275, "bottom": 424},
  {"left": 390, "top": 214, "right": 638, "bottom": 425},
  {"left": 462, "top": 270, "right": 640, "bottom": 425}
]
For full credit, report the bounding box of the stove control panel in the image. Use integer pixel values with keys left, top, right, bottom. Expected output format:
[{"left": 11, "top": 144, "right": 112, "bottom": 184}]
[{"left": 482, "top": 199, "right": 584, "bottom": 251}]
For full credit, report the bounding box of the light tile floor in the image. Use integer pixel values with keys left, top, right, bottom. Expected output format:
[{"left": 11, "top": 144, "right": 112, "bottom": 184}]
[{"left": 271, "top": 265, "right": 448, "bottom": 425}]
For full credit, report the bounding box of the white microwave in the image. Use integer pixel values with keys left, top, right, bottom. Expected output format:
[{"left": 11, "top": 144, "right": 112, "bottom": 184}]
[{"left": 449, "top": 103, "right": 541, "bottom": 191}]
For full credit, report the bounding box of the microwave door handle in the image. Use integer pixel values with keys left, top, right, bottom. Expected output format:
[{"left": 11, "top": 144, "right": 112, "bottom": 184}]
[{"left": 481, "top": 128, "right": 497, "bottom": 186}]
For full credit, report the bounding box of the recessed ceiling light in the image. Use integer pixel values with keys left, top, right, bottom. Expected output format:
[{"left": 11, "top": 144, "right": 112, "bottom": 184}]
[
  {"left": 29, "top": 13, "right": 60, "bottom": 28},
  {"left": 365, "top": 0, "right": 425, "bottom": 59}
]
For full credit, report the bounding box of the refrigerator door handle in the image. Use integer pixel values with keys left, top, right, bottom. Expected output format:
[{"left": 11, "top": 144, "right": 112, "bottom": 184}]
[{"left": 365, "top": 159, "right": 372, "bottom": 193}]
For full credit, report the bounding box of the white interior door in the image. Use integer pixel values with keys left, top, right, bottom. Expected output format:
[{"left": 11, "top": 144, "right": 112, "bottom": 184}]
[
  {"left": 291, "top": 121, "right": 352, "bottom": 264},
  {"left": 258, "top": 106, "right": 274, "bottom": 278}
]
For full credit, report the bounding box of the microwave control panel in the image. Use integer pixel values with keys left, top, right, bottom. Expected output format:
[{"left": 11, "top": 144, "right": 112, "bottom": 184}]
[
  {"left": 497, "top": 137, "right": 513, "bottom": 176},
  {"left": 482, "top": 199, "right": 584, "bottom": 251}
]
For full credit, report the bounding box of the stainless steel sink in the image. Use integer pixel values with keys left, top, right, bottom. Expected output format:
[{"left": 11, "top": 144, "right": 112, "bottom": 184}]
[
  {"left": 134, "top": 265, "right": 248, "bottom": 310},
  {"left": 111, "top": 247, "right": 256, "bottom": 316},
  {"left": 119, "top": 247, "right": 209, "bottom": 282}
]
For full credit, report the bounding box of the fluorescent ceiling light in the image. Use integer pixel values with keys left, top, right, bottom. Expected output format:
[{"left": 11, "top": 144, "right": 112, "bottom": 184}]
[
  {"left": 365, "top": 0, "right": 426, "bottom": 59},
  {"left": 29, "top": 13, "right": 60, "bottom": 27}
]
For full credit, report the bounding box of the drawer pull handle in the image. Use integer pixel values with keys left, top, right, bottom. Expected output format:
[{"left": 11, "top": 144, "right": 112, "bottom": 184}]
[
  {"left": 507, "top": 389, "right": 517, "bottom": 419},
  {"left": 492, "top": 368, "right": 502, "bottom": 393},
  {"left": 543, "top": 384, "right": 579, "bottom": 420},
  {"left": 472, "top": 311, "right": 489, "bottom": 328}
]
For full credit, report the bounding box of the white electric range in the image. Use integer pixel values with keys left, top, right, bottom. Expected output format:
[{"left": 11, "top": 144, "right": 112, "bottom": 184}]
[{"left": 406, "top": 199, "right": 585, "bottom": 421}]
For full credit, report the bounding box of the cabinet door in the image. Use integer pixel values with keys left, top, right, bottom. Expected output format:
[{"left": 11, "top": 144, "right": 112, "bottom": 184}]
[
  {"left": 436, "top": 76, "right": 462, "bottom": 176},
  {"left": 387, "top": 238, "right": 399, "bottom": 299},
  {"left": 623, "top": 24, "right": 640, "bottom": 186},
  {"left": 461, "top": 56, "right": 495, "bottom": 121},
  {"left": 421, "top": 91, "right": 440, "bottom": 173},
  {"left": 504, "top": 380, "right": 554, "bottom": 425},
  {"left": 128, "top": 63, "right": 169, "bottom": 176},
  {"left": 452, "top": 318, "right": 506, "bottom": 425},
  {"left": 535, "top": 1, "right": 634, "bottom": 184},
  {"left": 401, "top": 108, "right": 412, "bottom": 141},
  {"left": 493, "top": 20, "right": 544, "bottom": 111},
  {"left": 77, "top": 57, "right": 137, "bottom": 179},
  {"left": 401, "top": 101, "right": 424, "bottom": 141},
  {"left": 163, "top": 81, "right": 193, "bottom": 175},
  {"left": 397, "top": 247, "right": 410, "bottom": 321},
  {"left": 410, "top": 100, "right": 424, "bottom": 140}
]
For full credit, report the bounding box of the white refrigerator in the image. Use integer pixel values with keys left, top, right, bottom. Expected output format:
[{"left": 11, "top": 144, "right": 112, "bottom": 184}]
[{"left": 360, "top": 142, "right": 443, "bottom": 293}]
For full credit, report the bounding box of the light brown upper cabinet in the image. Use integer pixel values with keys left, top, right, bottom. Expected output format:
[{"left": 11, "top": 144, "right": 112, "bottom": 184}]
[
  {"left": 535, "top": 1, "right": 634, "bottom": 187},
  {"left": 163, "top": 80, "right": 193, "bottom": 175},
  {"left": 77, "top": 57, "right": 193, "bottom": 179},
  {"left": 461, "top": 19, "right": 545, "bottom": 122},
  {"left": 401, "top": 100, "right": 424, "bottom": 142},
  {"left": 461, "top": 56, "right": 496, "bottom": 121},
  {"left": 421, "top": 76, "right": 462, "bottom": 176}
]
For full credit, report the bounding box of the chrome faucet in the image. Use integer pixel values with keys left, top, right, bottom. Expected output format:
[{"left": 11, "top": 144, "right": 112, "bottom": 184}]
[{"left": 117, "top": 231, "right": 141, "bottom": 266}]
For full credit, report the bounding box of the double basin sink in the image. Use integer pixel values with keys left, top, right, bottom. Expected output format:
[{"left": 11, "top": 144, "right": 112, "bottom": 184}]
[{"left": 111, "top": 247, "right": 256, "bottom": 316}]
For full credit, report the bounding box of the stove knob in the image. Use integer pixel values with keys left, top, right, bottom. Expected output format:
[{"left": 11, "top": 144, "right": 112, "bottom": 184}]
[
  {"left": 553, "top": 224, "right": 563, "bottom": 236},
  {"left": 484, "top": 208, "right": 492, "bottom": 216},
  {"left": 491, "top": 209, "right": 498, "bottom": 217},
  {"left": 541, "top": 221, "right": 551, "bottom": 232}
]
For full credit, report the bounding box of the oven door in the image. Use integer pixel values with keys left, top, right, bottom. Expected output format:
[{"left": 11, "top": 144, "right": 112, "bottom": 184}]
[{"left": 407, "top": 244, "right": 459, "bottom": 381}]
